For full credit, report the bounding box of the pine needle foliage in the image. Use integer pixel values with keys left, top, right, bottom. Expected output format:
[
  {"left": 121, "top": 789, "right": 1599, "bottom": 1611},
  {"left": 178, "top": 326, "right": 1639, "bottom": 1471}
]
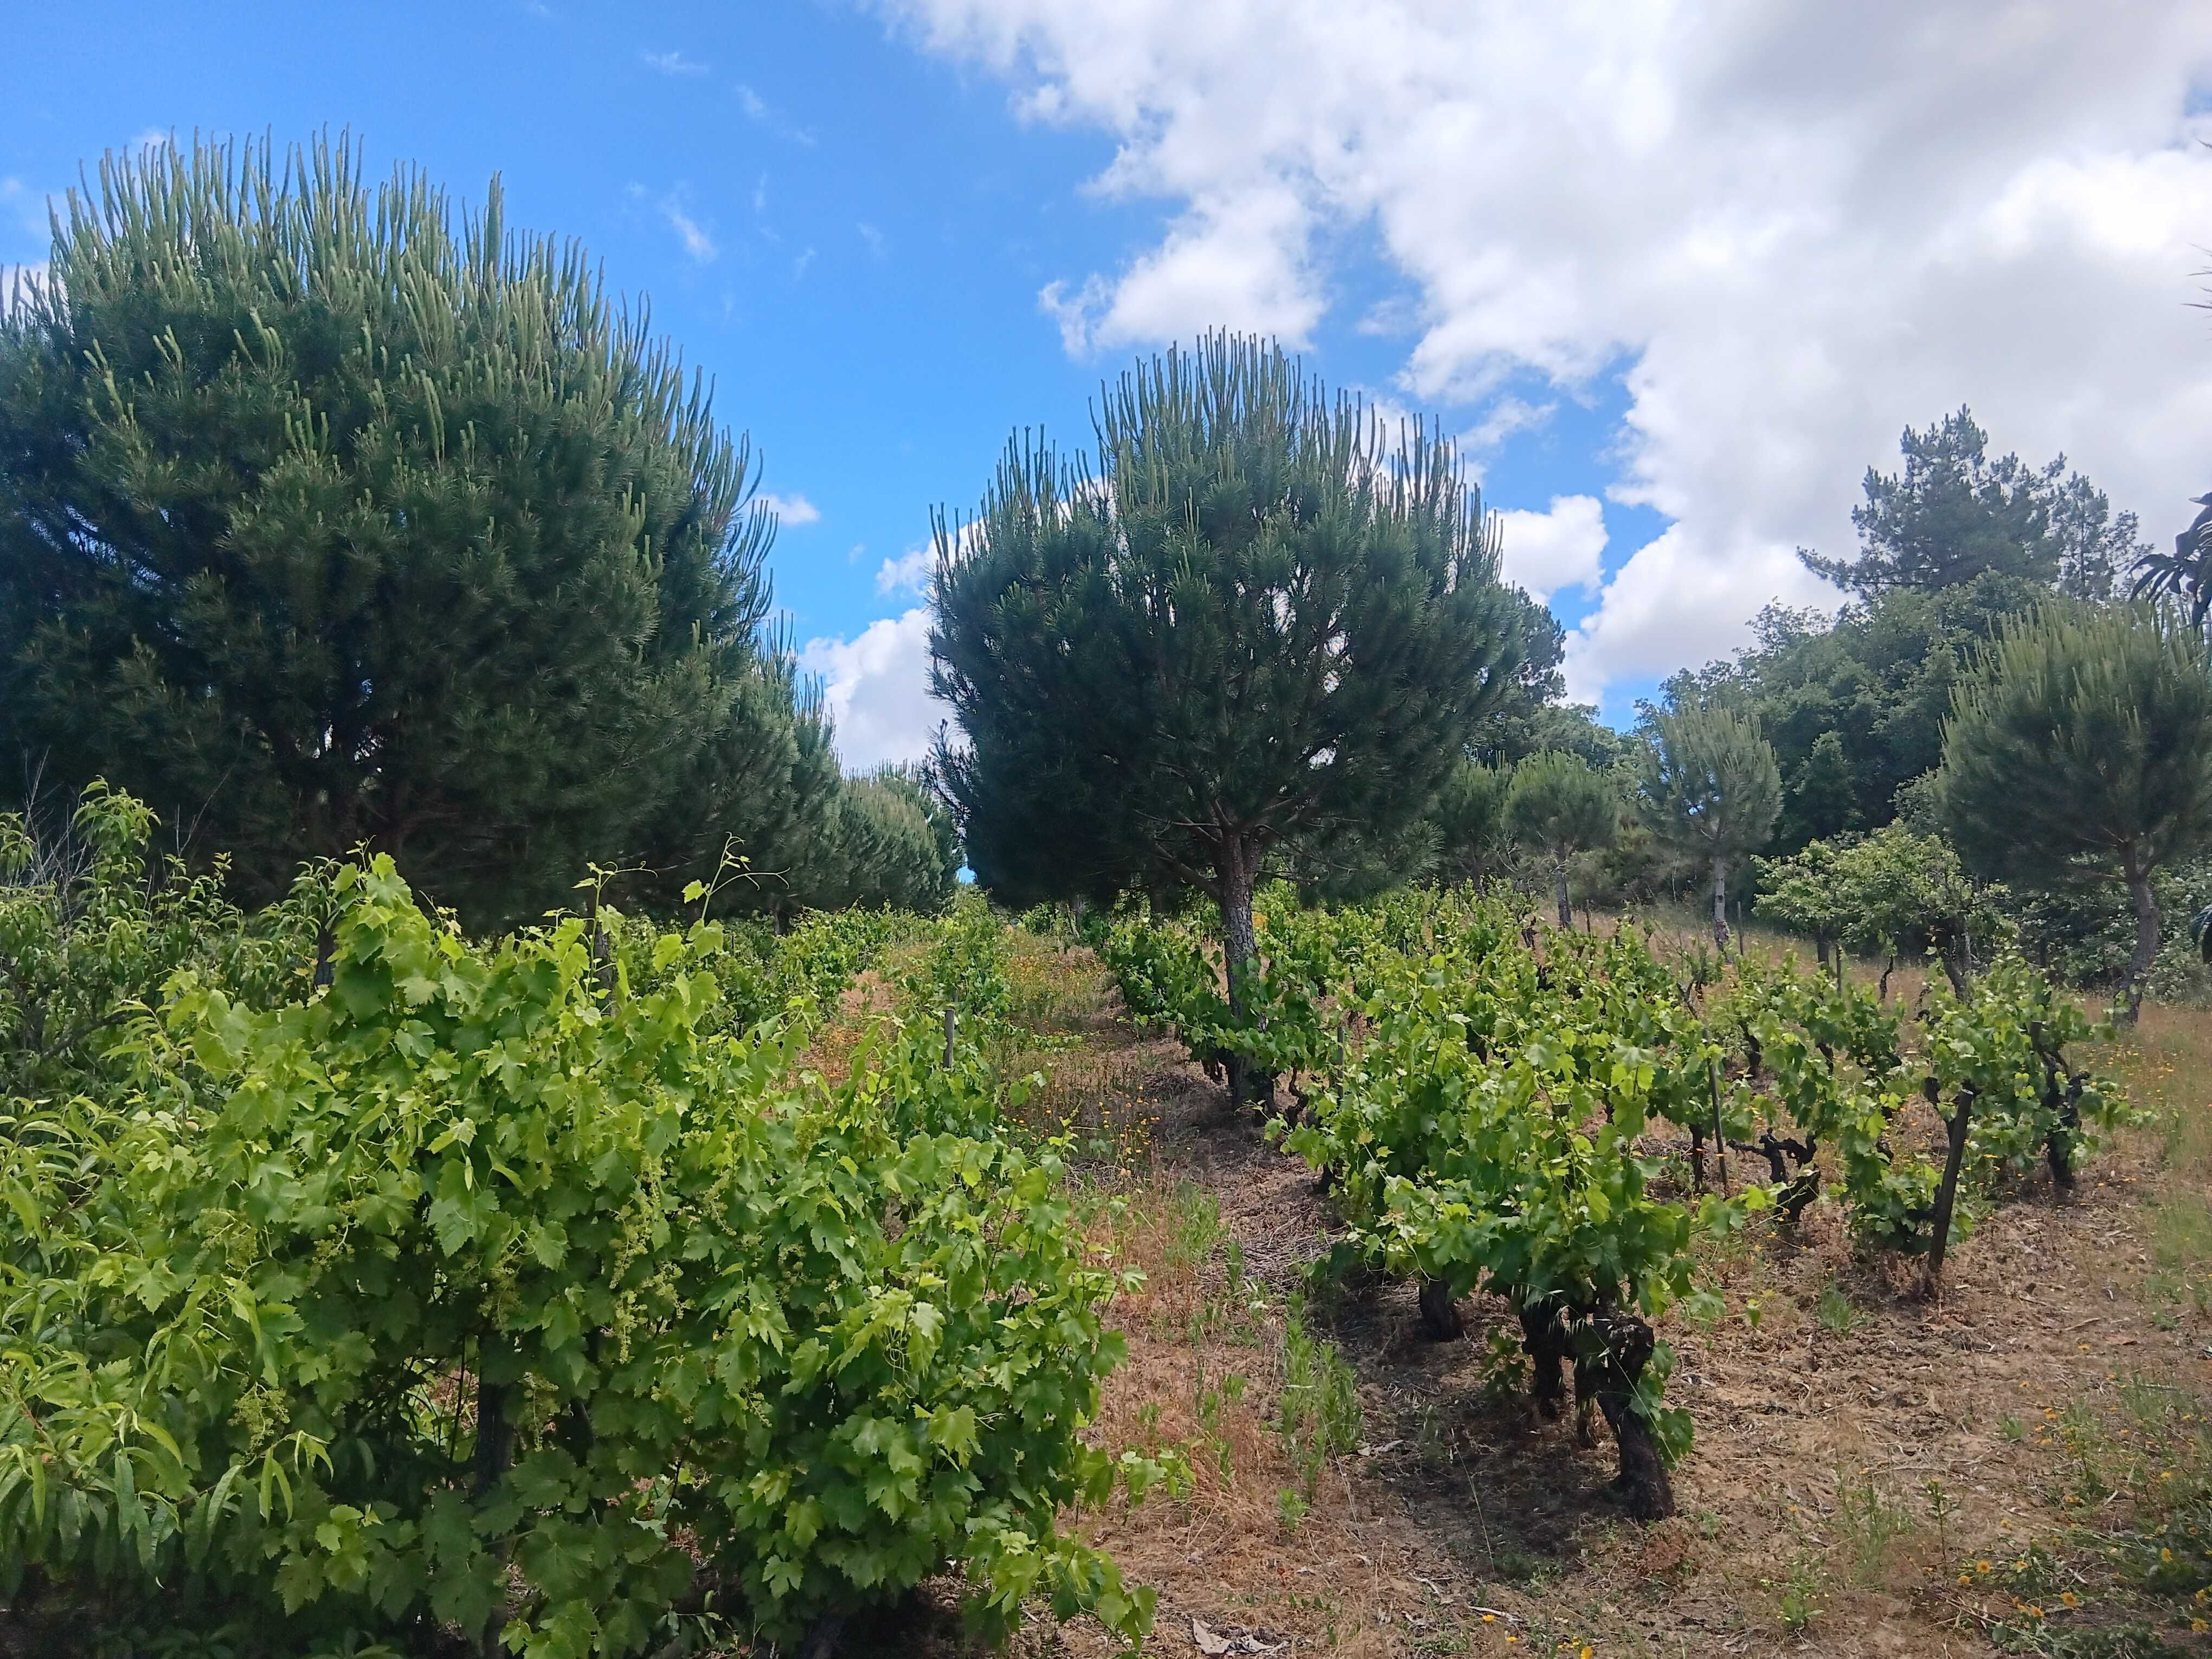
[
  {"left": 1635, "top": 705, "right": 1782, "bottom": 947},
  {"left": 0, "top": 134, "right": 803, "bottom": 926},
  {"left": 1506, "top": 750, "right": 1621, "bottom": 927},
  {"left": 1936, "top": 603, "right": 2212, "bottom": 1017},
  {"left": 930, "top": 333, "right": 1522, "bottom": 1097}
]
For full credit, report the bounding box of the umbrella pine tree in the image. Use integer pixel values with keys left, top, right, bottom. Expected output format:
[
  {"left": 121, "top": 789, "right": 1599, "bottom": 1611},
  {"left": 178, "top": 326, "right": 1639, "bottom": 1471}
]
[
  {"left": 931, "top": 334, "right": 1523, "bottom": 1103},
  {"left": 0, "top": 134, "right": 812, "bottom": 925}
]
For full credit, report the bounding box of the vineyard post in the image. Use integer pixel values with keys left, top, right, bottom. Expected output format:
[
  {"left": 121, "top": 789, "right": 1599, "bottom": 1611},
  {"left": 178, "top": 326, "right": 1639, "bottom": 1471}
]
[
  {"left": 1921, "top": 1084, "right": 1976, "bottom": 1297},
  {"left": 1706, "top": 1059, "right": 1730, "bottom": 1194},
  {"left": 942, "top": 1005, "right": 957, "bottom": 1069}
]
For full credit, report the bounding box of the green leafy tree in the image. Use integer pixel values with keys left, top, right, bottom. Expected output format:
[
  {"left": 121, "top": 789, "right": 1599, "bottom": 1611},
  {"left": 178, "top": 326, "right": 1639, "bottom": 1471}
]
[
  {"left": 1506, "top": 751, "right": 1621, "bottom": 927},
  {"left": 1664, "top": 581, "right": 2042, "bottom": 855},
  {"left": 1937, "top": 605, "right": 2212, "bottom": 1020},
  {"left": 1799, "top": 407, "right": 2146, "bottom": 600},
  {"left": 0, "top": 135, "right": 811, "bottom": 927},
  {"left": 1635, "top": 706, "right": 1782, "bottom": 948},
  {"left": 931, "top": 333, "right": 1523, "bottom": 1102},
  {"left": 1757, "top": 824, "right": 2007, "bottom": 994}
]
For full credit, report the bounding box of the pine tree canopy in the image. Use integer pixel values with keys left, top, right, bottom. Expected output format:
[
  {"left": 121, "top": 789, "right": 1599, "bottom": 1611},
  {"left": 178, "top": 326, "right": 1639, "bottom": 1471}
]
[
  {"left": 1798, "top": 407, "right": 2146, "bottom": 601},
  {"left": 1506, "top": 750, "right": 1621, "bottom": 865},
  {"left": 1506, "top": 750, "right": 1621, "bottom": 927},
  {"left": 931, "top": 332, "right": 1523, "bottom": 1092},
  {"left": 1430, "top": 760, "right": 1512, "bottom": 887},
  {"left": 0, "top": 134, "right": 809, "bottom": 927},
  {"left": 1937, "top": 606, "right": 2212, "bottom": 892},
  {"left": 1937, "top": 604, "right": 2212, "bottom": 1014},
  {"left": 933, "top": 333, "right": 1522, "bottom": 909},
  {"left": 1635, "top": 704, "right": 1781, "bottom": 944}
]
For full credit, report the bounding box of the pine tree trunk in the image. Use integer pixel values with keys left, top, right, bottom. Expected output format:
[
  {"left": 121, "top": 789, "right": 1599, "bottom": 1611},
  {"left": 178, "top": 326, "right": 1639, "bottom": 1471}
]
[
  {"left": 1710, "top": 853, "right": 1729, "bottom": 950},
  {"left": 1217, "top": 834, "right": 1269, "bottom": 1108},
  {"left": 1555, "top": 861, "right": 1572, "bottom": 931},
  {"left": 2123, "top": 867, "right": 2160, "bottom": 1026}
]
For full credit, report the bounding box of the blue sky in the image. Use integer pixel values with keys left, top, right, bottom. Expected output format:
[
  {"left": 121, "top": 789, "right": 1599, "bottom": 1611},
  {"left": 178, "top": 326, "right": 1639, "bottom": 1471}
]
[{"left": 7, "top": 2, "right": 2210, "bottom": 768}]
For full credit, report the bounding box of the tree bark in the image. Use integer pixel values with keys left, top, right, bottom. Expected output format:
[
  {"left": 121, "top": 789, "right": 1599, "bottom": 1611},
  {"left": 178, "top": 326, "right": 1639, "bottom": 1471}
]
[
  {"left": 1520, "top": 1303, "right": 1570, "bottom": 1420},
  {"left": 472, "top": 1367, "right": 517, "bottom": 1659},
  {"left": 1216, "top": 834, "right": 1270, "bottom": 1108},
  {"left": 1709, "top": 853, "right": 1729, "bottom": 950},
  {"left": 1419, "top": 1276, "right": 1464, "bottom": 1341},
  {"left": 2123, "top": 867, "right": 2160, "bottom": 1026},
  {"left": 1554, "top": 861, "right": 1572, "bottom": 931},
  {"left": 1921, "top": 1084, "right": 1975, "bottom": 1300},
  {"left": 1580, "top": 1311, "right": 1675, "bottom": 1520}
]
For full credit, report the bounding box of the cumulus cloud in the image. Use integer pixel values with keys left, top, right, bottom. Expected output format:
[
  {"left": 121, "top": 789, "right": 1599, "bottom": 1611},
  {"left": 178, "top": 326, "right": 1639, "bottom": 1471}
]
[
  {"left": 877, "top": 0, "right": 2212, "bottom": 698},
  {"left": 640, "top": 49, "right": 710, "bottom": 76},
  {"left": 756, "top": 491, "right": 820, "bottom": 526},
  {"left": 1494, "top": 495, "right": 1607, "bottom": 606},
  {"left": 875, "top": 545, "right": 934, "bottom": 596},
  {"left": 801, "top": 608, "right": 950, "bottom": 771}
]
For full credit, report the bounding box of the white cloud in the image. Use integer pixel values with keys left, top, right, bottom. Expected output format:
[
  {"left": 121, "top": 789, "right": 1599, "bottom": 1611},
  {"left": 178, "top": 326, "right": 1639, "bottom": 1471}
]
[
  {"left": 879, "top": 1, "right": 2212, "bottom": 698},
  {"left": 801, "top": 608, "right": 950, "bottom": 771},
  {"left": 2, "top": 262, "right": 47, "bottom": 316},
  {"left": 1494, "top": 495, "right": 1606, "bottom": 606},
  {"left": 1465, "top": 396, "right": 1555, "bottom": 454},
  {"left": 857, "top": 221, "right": 886, "bottom": 259},
  {"left": 756, "top": 491, "right": 820, "bottom": 526},
  {"left": 735, "top": 82, "right": 817, "bottom": 145},
  {"left": 875, "top": 545, "right": 934, "bottom": 596},
  {"left": 661, "top": 199, "right": 717, "bottom": 263},
  {"left": 640, "top": 49, "right": 710, "bottom": 76}
]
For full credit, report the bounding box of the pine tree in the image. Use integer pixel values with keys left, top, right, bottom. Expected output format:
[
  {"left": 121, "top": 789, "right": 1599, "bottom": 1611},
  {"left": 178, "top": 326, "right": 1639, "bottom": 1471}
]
[
  {"left": 1431, "top": 760, "right": 1512, "bottom": 886},
  {"left": 794, "top": 767, "right": 960, "bottom": 914},
  {"left": 1936, "top": 605, "right": 2212, "bottom": 1020},
  {"left": 931, "top": 333, "right": 1523, "bottom": 1102},
  {"left": 1635, "top": 705, "right": 1782, "bottom": 948},
  {"left": 0, "top": 135, "right": 808, "bottom": 925},
  {"left": 1505, "top": 751, "right": 1619, "bottom": 927},
  {"left": 1799, "top": 407, "right": 2146, "bottom": 600}
]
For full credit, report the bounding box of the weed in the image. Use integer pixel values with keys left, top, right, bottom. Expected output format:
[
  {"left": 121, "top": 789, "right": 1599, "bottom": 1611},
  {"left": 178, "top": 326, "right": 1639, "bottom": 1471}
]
[
  {"left": 1764, "top": 1550, "right": 1826, "bottom": 1632},
  {"left": 2148, "top": 1189, "right": 2212, "bottom": 1319},
  {"left": 1834, "top": 1466, "right": 1916, "bottom": 1585},
  {"left": 1278, "top": 1295, "right": 1362, "bottom": 1499},
  {"left": 1925, "top": 1476, "right": 1958, "bottom": 1565},
  {"left": 2003, "top": 1413, "right": 2029, "bottom": 1443},
  {"left": 1815, "top": 1282, "right": 1860, "bottom": 1336},
  {"left": 1166, "top": 1185, "right": 1224, "bottom": 1273},
  {"left": 1276, "top": 1487, "right": 1309, "bottom": 1533}
]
